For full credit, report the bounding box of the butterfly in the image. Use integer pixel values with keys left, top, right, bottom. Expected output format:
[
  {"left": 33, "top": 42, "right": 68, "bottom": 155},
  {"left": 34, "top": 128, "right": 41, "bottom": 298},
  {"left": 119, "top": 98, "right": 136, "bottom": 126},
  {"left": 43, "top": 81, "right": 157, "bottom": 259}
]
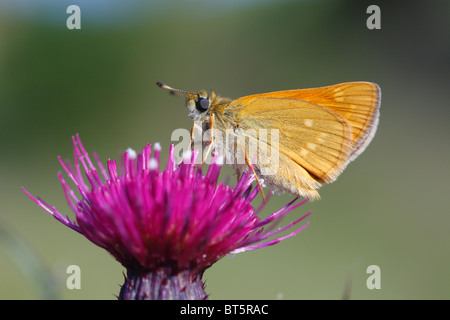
[{"left": 158, "top": 81, "right": 380, "bottom": 200}]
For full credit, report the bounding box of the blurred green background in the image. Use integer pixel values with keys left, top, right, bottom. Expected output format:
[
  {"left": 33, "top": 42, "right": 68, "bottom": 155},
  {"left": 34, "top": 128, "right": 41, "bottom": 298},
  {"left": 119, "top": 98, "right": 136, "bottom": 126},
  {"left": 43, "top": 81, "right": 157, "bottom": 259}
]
[{"left": 1, "top": 0, "right": 449, "bottom": 300}]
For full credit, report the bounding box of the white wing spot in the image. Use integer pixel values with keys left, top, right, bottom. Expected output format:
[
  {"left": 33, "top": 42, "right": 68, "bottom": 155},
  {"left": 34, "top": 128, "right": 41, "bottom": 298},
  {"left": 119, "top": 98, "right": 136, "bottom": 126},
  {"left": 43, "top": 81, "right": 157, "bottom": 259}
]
[
  {"left": 307, "top": 143, "right": 317, "bottom": 151},
  {"left": 305, "top": 119, "right": 314, "bottom": 127}
]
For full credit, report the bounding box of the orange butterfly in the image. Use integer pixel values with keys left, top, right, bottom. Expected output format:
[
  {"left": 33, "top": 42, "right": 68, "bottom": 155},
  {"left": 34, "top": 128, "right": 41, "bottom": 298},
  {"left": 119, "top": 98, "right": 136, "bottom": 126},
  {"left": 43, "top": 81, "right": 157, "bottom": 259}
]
[{"left": 158, "top": 81, "right": 380, "bottom": 200}]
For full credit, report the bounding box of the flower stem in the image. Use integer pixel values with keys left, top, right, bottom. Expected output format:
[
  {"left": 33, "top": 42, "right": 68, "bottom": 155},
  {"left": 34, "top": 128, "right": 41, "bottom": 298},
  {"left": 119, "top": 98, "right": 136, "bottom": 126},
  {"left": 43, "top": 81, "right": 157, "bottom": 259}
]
[{"left": 119, "top": 267, "right": 208, "bottom": 300}]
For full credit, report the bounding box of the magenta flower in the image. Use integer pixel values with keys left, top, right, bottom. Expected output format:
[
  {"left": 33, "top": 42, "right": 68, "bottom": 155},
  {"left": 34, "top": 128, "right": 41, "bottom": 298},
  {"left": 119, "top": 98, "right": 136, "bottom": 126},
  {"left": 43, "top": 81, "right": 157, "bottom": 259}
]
[{"left": 22, "top": 135, "right": 311, "bottom": 300}]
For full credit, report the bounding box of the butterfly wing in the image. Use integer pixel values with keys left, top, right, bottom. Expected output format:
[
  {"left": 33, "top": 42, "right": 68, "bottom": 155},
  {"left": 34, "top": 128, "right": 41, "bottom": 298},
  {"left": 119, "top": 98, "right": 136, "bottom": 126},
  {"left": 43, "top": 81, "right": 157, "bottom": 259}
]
[
  {"left": 227, "top": 96, "right": 353, "bottom": 182},
  {"left": 244, "top": 82, "right": 381, "bottom": 161},
  {"left": 224, "top": 82, "right": 380, "bottom": 198}
]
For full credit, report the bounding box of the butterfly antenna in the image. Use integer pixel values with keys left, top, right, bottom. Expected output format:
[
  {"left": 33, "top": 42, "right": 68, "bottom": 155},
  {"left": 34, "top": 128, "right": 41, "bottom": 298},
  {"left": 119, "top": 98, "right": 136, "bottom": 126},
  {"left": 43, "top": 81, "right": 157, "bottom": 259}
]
[{"left": 156, "top": 82, "right": 190, "bottom": 96}]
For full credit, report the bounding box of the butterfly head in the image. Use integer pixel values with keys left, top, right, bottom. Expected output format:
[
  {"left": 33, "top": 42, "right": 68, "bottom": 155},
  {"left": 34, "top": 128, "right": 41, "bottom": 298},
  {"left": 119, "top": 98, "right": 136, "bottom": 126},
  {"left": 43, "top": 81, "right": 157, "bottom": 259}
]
[
  {"left": 157, "top": 82, "right": 216, "bottom": 121},
  {"left": 185, "top": 90, "right": 217, "bottom": 120}
]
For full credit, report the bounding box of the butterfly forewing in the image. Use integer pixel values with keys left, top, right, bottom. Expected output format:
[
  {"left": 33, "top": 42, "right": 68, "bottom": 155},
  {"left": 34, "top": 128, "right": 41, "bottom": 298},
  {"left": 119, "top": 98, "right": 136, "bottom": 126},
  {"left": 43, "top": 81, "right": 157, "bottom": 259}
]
[
  {"left": 226, "top": 96, "right": 353, "bottom": 183},
  {"left": 247, "top": 82, "right": 380, "bottom": 158}
]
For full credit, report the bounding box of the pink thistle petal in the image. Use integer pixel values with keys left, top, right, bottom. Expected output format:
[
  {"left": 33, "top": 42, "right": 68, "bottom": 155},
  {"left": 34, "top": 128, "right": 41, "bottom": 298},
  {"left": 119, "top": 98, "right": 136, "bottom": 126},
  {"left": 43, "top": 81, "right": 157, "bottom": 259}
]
[
  {"left": 21, "top": 187, "right": 81, "bottom": 233},
  {"left": 230, "top": 221, "right": 310, "bottom": 254}
]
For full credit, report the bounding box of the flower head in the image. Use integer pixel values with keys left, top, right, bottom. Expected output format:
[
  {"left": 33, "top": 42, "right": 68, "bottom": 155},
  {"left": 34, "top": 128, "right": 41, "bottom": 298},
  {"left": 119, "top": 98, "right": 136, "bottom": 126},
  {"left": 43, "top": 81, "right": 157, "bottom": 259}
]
[{"left": 23, "top": 134, "right": 310, "bottom": 299}]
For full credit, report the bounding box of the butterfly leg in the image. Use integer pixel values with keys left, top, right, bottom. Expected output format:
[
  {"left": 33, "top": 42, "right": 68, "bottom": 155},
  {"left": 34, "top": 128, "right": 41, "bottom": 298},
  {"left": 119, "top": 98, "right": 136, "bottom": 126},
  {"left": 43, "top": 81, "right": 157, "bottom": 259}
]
[
  {"left": 239, "top": 144, "right": 266, "bottom": 203},
  {"left": 187, "top": 122, "right": 196, "bottom": 151},
  {"left": 197, "top": 113, "right": 215, "bottom": 167},
  {"left": 233, "top": 141, "right": 243, "bottom": 183}
]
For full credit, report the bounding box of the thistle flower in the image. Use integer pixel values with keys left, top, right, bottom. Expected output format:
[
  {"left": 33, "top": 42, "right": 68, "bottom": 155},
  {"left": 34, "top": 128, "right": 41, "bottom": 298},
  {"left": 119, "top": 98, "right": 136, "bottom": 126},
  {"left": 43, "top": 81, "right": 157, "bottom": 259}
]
[{"left": 22, "top": 134, "right": 311, "bottom": 300}]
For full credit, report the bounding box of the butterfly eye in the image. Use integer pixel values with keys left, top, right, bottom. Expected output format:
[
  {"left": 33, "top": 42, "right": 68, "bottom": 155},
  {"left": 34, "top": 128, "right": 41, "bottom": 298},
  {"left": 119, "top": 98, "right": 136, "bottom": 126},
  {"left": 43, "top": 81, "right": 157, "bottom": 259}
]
[{"left": 196, "top": 98, "right": 210, "bottom": 112}]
